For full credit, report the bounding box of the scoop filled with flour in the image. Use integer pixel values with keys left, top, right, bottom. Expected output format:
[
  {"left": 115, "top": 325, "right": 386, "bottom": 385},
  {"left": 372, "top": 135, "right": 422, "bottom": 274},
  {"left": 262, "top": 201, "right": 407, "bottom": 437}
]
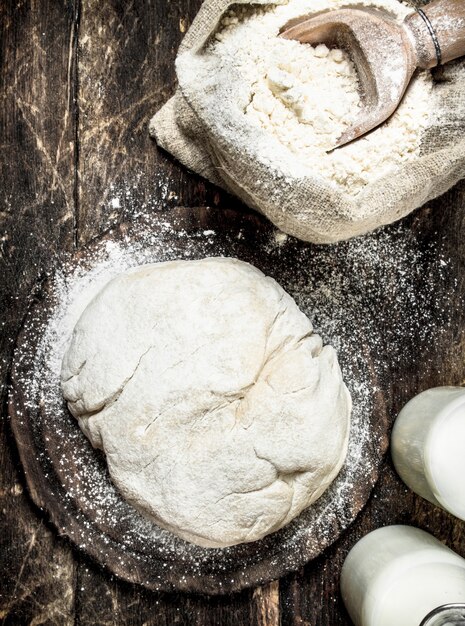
[
  {"left": 211, "top": 0, "right": 432, "bottom": 194},
  {"left": 151, "top": 0, "right": 465, "bottom": 243},
  {"left": 61, "top": 258, "right": 351, "bottom": 548}
]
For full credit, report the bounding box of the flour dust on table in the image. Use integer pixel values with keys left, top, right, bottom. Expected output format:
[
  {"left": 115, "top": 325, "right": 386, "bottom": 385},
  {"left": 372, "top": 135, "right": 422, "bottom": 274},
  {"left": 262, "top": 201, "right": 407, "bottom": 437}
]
[{"left": 10, "top": 208, "right": 456, "bottom": 592}]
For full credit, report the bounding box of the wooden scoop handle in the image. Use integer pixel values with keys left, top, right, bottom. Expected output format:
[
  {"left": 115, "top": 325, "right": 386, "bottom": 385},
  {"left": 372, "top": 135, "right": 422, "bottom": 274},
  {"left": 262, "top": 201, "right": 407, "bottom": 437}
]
[{"left": 404, "top": 0, "right": 465, "bottom": 69}]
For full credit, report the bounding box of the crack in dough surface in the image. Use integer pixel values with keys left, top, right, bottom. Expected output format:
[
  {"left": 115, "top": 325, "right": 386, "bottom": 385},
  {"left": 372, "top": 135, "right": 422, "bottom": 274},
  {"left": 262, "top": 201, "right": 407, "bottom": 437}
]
[{"left": 61, "top": 258, "right": 351, "bottom": 548}]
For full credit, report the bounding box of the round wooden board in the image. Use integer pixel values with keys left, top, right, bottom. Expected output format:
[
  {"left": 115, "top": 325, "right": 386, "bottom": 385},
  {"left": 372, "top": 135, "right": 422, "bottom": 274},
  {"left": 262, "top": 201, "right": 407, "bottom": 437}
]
[{"left": 9, "top": 206, "right": 390, "bottom": 595}]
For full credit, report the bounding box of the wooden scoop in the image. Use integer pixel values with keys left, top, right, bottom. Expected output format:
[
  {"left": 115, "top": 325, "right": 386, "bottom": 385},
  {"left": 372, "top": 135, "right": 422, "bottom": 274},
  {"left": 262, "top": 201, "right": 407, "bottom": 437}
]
[{"left": 280, "top": 0, "right": 465, "bottom": 149}]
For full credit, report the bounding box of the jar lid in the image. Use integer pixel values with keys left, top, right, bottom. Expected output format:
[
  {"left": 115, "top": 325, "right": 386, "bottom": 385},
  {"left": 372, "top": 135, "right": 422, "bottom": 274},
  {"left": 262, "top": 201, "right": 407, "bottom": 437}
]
[{"left": 420, "top": 604, "right": 465, "bottom": 626}]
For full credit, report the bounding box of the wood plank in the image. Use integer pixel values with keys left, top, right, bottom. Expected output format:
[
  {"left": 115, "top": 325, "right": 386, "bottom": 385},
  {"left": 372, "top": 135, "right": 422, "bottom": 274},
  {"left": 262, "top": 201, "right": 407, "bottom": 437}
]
[
  {"left": 74, "top": 559, "right": 258, "bottom": 626},
  {"left": 0, "top": 428, "right": 76, "bottom": 625},
  {"left": 73, "top": 0, "right": 255, "bottom": 619},
  {"left": 279, "top": 186, "right": 465, "bottom": 625},
  {"left": 251, "top": 581, "right": 280, "bottom": 626},
  {"left": 0, "top": 0, "right": 77, "bottom": 622},
  {"left": 76, "top": 0, "right": 230, "bottom": 246}
]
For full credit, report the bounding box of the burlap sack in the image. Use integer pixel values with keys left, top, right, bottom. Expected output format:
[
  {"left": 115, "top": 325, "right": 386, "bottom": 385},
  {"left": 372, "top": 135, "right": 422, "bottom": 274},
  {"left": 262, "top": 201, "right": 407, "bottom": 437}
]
[{"left": 150, "top": 0, "right": 465, "bottom": 244}]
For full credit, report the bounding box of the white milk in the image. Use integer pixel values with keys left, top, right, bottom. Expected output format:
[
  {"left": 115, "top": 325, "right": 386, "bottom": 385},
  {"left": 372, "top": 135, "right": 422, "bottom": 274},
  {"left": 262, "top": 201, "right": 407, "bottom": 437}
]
[
  {"left": 341, "top": 526, "right": 465, "bottom": 626},
  {"left": 426, "top": 402, "right": 465, "bottom": 520},
  {"left": 391, "top": 387, "right": 465, "bottom": 519}
]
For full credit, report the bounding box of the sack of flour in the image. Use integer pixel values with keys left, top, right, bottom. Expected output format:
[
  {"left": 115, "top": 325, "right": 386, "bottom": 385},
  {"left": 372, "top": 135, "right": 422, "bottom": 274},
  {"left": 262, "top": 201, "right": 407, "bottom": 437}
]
[{"left": 150, "top": 0, "right": 465, "bottom": 244}]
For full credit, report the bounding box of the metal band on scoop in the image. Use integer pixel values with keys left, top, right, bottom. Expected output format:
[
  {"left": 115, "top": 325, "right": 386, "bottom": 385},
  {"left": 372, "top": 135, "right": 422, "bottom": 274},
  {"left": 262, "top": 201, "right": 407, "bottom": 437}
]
[{"left": 417, "top": 8, "right": 443, "bottom": 65}]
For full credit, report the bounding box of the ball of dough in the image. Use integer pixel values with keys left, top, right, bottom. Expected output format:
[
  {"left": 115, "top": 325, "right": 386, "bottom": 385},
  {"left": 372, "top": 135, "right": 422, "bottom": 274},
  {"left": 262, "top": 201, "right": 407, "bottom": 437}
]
[{"left": 61, "top": 258, "right": 351, "bottom": 548}]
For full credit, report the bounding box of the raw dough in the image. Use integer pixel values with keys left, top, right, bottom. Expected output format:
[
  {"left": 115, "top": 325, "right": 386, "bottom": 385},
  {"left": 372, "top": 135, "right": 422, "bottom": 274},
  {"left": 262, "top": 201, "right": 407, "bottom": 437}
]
[{"left": 61, "top": 258, "right": 351, "bottom": 548}]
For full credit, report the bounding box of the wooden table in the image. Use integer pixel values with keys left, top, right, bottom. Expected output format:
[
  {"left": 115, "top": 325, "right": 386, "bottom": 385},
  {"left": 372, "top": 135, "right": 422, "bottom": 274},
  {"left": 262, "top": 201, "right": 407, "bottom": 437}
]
[{"left": 1, "top": 1, "right": 465, "bottom": 624}]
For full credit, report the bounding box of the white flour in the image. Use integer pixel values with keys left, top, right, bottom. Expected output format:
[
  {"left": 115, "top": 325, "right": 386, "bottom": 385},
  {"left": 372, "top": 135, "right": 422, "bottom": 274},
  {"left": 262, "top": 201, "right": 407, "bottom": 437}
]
[{"left": 209, "top": 0, "right": 433, "bottom": 195}]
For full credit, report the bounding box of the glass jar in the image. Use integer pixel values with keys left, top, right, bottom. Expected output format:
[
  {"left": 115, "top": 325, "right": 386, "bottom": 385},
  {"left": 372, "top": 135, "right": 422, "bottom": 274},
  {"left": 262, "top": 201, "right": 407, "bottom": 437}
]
[
  {"left": 341, "top": 526, "right": 465, "bottom": 626},
  {"left": 391, "top": 386, "right": 465, "bottom": 520}
]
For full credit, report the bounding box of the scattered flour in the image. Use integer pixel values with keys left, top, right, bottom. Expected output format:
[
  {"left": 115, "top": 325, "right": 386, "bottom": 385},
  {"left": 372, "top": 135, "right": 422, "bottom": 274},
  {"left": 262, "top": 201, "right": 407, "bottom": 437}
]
[
  {"left": 209, "top": 0, "right": 433, "bottom": 194},
  {"left": 11, "top": 209, "right": 456, "bottom": 592}
]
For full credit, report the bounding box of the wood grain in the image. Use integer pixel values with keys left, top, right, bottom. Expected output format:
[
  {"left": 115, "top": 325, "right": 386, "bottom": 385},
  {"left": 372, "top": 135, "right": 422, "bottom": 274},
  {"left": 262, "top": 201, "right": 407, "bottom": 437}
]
[
  {"left": 1, "top": 0, "right": 465, "bottom": 622},
  {"left": 0, "top": 0, "right": 77, "bottom": 623},
  {"left": 405, "top": 0, "right": 465, "bottom": 68},
  {"left": 76, "top": 0, "right": 231, "bottom": 246}
]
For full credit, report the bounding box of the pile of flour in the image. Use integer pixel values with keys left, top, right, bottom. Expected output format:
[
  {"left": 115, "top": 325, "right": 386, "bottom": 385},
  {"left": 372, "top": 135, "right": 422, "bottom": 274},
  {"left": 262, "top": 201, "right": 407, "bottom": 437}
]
[{"left": 210, "top": 0, "right": 433, "bottom": 195}]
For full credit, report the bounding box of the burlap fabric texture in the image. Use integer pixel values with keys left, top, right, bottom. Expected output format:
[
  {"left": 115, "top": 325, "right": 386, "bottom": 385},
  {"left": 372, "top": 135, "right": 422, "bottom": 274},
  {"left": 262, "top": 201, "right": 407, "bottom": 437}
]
[{"left": 150, "top": 0, "right": 465, "bottom": 244}]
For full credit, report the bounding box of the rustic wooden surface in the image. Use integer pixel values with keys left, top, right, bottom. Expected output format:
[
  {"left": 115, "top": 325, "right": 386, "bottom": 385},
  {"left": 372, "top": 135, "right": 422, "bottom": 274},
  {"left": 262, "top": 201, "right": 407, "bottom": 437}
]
[{"left": 1, "top": 0, "right": 465, "bottom": 624}]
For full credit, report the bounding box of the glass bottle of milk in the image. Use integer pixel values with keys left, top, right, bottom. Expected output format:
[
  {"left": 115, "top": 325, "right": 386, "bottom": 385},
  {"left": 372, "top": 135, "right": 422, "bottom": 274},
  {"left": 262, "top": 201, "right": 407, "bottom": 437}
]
[
  {"left": 391, "top": 386, "right": 465, "bottom": 520},
  {"left": 341, "top": 526, "right": 465, "bottom": 626}
]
